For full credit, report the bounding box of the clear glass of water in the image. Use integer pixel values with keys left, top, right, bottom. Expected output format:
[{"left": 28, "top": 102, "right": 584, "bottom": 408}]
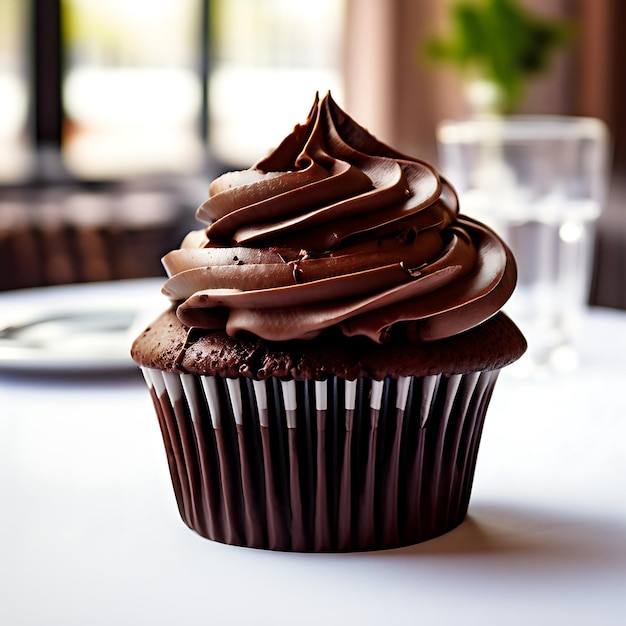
[{"left": 437, "top": 116, "right": 610, "bottom": 375}]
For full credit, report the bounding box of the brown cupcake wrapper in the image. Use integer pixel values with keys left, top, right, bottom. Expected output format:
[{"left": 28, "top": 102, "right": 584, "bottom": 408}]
[{"left": 142, "top": 368, "right": 500, "bottom": 552}]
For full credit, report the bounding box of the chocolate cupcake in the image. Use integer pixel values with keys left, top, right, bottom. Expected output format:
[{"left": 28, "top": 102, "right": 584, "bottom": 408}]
[{"left": 131, "top": 93, "right": 526, "bottom": 552}]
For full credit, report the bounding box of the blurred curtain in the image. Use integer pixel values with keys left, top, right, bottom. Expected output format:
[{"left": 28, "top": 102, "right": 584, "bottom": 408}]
[
  {"left": 576, "top": 0, "right": 626, "bottom": 309},
  {"left": 342, "top": 0, "right": 457, "bottom": 164}
]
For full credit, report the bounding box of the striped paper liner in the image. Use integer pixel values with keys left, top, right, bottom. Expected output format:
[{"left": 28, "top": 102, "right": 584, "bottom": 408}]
[{"left": 142, "top": 368, "right": 500, "bottom": 552}]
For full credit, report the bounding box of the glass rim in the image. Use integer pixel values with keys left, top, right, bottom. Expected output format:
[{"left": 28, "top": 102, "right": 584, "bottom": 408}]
[{"left": 437, "top": 115, "right": 609, "bottom": 143}]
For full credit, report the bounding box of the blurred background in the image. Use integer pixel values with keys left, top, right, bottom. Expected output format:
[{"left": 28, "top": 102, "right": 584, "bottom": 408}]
[{"left": 0, "top": 0, "right": 624, "bottom": 309}]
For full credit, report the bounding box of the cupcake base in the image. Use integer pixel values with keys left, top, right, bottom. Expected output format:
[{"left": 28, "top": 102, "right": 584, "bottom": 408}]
[{"left": 142, "top": 368, "right": 500, "bottom": 552}]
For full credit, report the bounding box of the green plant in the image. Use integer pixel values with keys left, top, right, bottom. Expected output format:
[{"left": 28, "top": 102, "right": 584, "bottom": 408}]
[{"left": 424, "top": 0, "right": 572, "bottom": 114}]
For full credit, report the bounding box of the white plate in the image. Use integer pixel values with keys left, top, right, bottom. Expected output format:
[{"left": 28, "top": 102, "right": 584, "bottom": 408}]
[{"left": 0, "top": 278, "right": 168, "bottom": 373}]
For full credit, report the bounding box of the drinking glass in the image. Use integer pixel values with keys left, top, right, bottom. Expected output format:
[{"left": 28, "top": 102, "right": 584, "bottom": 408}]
[{"left": 437, "top": 116, "right": 610, "bottom": 374}]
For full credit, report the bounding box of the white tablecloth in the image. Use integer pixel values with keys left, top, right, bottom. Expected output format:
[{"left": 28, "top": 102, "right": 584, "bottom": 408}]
[{"left": 1, "top": 281, "right": 625, "bottom": 625}]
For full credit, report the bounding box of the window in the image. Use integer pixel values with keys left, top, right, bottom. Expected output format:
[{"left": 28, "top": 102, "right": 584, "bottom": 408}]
[
  {"left": 0, "top": 0, "right": 30, "bottom": 182},
  {"left": 1, "top": 0, "right": 346, "bottom": 182},
  {"left": 209, "top": 0, "right": 345, "bottom": 167},
  {"left": 61, "top": 0, "right": 205, "bottom": 179}
]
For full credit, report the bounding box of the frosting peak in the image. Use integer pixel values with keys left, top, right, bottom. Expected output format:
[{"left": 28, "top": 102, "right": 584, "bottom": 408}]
[{"left": 162, "top": 92, "right": 516, "bottom": 342}]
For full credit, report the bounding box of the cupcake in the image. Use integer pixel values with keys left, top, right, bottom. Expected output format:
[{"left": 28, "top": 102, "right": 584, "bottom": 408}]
[{"left": 131, "top": 92, "right": 526, "bottom": 552}]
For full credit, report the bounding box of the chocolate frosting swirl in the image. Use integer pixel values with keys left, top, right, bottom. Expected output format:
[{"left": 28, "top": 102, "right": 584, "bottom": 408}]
[{"left": 162, "top": 93, "right": 517, "bottom": 342}]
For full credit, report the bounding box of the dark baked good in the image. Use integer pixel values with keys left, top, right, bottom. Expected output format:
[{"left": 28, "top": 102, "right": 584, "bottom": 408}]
[{"left": 131, "top": 93, "right": 526, "bottom": 551}]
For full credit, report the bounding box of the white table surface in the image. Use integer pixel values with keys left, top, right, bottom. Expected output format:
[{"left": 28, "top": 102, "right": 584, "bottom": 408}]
[{"left": 1, "top": 281, "right": 625, "bottom": 625}]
